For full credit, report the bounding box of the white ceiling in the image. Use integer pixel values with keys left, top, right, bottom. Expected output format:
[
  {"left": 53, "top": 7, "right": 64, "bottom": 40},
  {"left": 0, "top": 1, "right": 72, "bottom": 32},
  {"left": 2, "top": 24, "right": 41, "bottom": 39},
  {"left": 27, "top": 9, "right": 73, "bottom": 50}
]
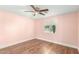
[{"left": 0, "top": 5, "right": 79, "bottom": 19}]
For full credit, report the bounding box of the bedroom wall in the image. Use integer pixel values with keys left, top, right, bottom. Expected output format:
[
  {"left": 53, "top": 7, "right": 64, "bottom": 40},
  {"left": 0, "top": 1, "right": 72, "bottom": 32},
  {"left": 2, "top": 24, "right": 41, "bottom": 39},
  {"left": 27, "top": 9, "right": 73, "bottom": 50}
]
[
  {"left": 0, "top": 11, "right": 34, "bottom": 48},
  {"left": 0, "top": 10, "right": 78, "bottom": 49},
  {"left": 77, "top": 12, "right": 79, "bottom": 50},
  {"left": 35, "top": 12, "right": 78, "bottom": 48}
]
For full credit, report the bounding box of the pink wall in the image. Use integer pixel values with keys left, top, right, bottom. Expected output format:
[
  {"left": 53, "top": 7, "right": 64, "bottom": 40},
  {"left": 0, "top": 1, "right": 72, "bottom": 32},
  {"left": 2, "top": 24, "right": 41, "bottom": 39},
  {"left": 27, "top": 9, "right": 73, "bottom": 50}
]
[
  {"left": 78, "top": 12, "right": 79, "bottom": 49},
  {"left": 0, "top": 10, "right": 78, "bottom": 49},
  {"left": 0, "top": 11, "right": 34, "bottom": 48},
  {"left": 35, "top": 12, "right": 78, "bottom": 48}
]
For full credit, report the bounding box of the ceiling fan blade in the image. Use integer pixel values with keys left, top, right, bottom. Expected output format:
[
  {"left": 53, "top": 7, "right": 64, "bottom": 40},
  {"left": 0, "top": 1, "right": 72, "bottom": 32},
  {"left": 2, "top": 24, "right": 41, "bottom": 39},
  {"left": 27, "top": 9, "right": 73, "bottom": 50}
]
[
  {"left": 24, "top": 11, "right": 34, "bottom": 12},
  {"left": 39, "top": 12, "right": 45, "bottom": 15},
  {"left": 30, "top": 5, "right": 37, "bottom": 11},
  {"left": 39, "top": 9, "right": 48, "bottom": 12}
]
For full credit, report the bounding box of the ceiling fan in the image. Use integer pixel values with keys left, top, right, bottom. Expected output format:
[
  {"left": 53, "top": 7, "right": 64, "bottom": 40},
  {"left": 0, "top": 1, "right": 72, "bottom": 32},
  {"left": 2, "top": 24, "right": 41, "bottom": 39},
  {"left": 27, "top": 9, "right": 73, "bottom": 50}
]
[{"left": 24, "top": 5, "right": 49, "bottom": 16}]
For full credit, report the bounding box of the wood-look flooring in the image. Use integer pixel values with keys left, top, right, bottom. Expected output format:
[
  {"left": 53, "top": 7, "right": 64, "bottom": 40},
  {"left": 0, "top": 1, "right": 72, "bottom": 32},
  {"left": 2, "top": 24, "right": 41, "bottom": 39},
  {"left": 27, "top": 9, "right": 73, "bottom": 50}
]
[{"left": 0, "top": 39, "right": 78, "bottom": 54}]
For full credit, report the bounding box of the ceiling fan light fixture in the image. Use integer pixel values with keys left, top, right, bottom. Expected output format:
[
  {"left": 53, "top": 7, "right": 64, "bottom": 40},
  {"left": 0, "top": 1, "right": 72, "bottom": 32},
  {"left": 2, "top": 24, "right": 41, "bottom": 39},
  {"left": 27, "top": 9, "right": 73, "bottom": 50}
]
[{"left": 35, "top": 12, "right": 38, "bottom": 14}]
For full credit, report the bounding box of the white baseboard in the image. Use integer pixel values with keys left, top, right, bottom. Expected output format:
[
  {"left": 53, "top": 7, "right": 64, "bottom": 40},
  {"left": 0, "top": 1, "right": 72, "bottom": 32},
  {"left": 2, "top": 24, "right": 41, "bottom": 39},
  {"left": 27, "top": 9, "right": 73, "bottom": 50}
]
[
  {"left": 0, "top": 37, "right": 34, "bottom": 49},
  {"left": 0, "top": 36, "right": 78, "bottom": 50},
  {"left": 36, "top": 37, "right": 78, "bottom": 49}
]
